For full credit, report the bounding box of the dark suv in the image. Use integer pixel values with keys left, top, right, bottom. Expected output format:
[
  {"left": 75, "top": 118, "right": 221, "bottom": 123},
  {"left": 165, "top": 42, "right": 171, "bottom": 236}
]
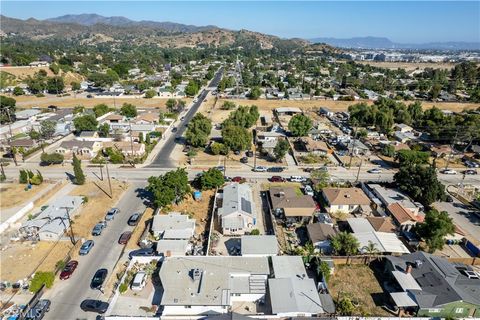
[{"left": 90, "top": 268, "right": 108, "bottom": 290}]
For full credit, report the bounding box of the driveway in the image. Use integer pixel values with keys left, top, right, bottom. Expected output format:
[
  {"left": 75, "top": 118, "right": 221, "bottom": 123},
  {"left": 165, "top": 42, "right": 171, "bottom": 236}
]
[
  {"left": 434, "top": 197, "right": 480, "bottom": 244},
  {"left": 43, "top": 183, "right": 146, "bottom": 320}
]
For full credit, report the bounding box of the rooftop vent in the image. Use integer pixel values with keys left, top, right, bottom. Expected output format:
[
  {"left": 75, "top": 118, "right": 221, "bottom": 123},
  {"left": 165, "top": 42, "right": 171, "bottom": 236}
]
[{"left": 191, "top": 268, "right": 203, "bottom": 281}]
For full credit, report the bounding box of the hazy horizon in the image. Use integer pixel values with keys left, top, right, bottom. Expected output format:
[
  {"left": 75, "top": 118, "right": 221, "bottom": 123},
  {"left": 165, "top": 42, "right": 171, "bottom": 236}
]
[{"left": 2, "top": 1, "right": 479, "bottom": 43}]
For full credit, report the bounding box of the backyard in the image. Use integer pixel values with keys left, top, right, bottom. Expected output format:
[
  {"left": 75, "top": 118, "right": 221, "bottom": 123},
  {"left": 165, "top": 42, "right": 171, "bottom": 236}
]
[{"left": 327, "top": 263, "right": 391, "bottom": 317}]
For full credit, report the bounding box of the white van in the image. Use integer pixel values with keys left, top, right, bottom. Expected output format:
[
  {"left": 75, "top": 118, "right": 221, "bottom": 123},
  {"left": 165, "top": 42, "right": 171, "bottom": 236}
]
[{"left": 131, "top": 271, "right": 147, "bottom": 291}]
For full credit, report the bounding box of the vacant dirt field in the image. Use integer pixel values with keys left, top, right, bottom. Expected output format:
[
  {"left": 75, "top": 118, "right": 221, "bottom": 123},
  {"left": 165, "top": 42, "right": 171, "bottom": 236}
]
[
  {"left": 13, "top": 95, "right": 192, "bottom": 109},
  {"left": 0, "top": 241, "right": 74, "bottom": 283},
  {"left": 0, "top": 183, "right": 50, "bottom": 209},
  {"left": 354, "top": 61, "right": 463, "bottom": 71},
  {"left": 165, "top": 189, "right": 215, "bottom": 234},
  {"left": 68, "top": 180, "right": 129, "bottom": 239},
  {"left": 219, "top": 98, "right": 479, "bottom": 113},
  {"left": 328, "top": 264, "right": 390, "bottom": 316}
]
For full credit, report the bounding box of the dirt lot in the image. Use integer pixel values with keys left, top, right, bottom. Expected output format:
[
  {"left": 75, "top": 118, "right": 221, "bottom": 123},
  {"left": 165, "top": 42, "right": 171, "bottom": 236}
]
[
  {"left": 328, "top": 264, "right": 390, "bottom": 316},
  {"left": 13, "top": 95, "right": 192, "bottom": 109},
  {"left": 165, "top": 189, "right": 215, "bottom": 234},
  {"left": 0, "top": 241, "right": 74, "bottom": 283},
  {"left": 218, "top": 98, "right": 479, "bottom": 113},
  {"left": 0, "top": 183, "right": 50, "bottom": 209},
  {"left": 126, "top": 207, "right": 155, "bottom": 250},
  {"left": 68, "top": 180, "right": 129, "bottom": 239}
]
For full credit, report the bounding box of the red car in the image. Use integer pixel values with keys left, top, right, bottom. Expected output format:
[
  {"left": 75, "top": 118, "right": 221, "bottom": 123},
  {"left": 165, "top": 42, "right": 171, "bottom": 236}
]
[
  {"left": 269, "top": 176, "right": 285, "bottom": 182},
  {"left": 232, "top": 176, "right": 243, "bottom": 182},
  {"left": 118, "top": 231, "right": 132, "bottom": 245},
  {"left": 59, "top": 260, "right": 78, "bottom": 280}
]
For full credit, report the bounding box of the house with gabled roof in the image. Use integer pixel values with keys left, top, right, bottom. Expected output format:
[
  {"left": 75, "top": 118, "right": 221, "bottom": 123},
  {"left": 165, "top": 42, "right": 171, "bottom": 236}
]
[
  {"left": 217, "top": 183, "right": 257, "bottom": 235},
  {"left": 322, "top": 187, "right": 371, "bottom": 214}
]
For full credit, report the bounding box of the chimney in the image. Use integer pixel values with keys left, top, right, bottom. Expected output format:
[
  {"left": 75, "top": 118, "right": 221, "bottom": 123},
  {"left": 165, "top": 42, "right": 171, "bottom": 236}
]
[{"left": 406, "top": 264, "right": 413, "bottom": 274}]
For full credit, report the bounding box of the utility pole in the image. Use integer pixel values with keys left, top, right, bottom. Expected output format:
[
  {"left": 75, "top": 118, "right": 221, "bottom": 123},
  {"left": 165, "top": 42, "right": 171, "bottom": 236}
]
[
  {"left": 444, "top": 128, "right": 460, "bottom": 171},
  {"left": 355, "top": 158, "right": 363, "bottom": 183},
  {"left": 105, "top": 162, "right": 113, "bottom": 198},
  {"left": 348, "top": 121, "right": 359, "bottom": 168},
  {"left": 60, "top": 204, "right": 76, "bottom": 245}
]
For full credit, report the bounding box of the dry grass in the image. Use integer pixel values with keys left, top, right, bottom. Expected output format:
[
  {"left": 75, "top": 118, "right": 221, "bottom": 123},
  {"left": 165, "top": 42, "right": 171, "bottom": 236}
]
[
  {"left": 0, "top": 66, "right": 83, "bottom": 84},
  {"left": 126, "top": 207, "right": 155, "bottom": 250},
  {"left": 165, "top": 189, "right": 215, "bottom": 234},
  {"left": 13, "top": 95, "right": 192, "bottom": 109},
  {"left": 218, "top": 98, "right": 479, "bottom": 113},
  {"left": 0, "top": 183, "right": 50, "bottom": 209},
  {"left": 0, "top": 241, "right": 74, "bottom": 283},
  {"left": 68, "top": 180, "right": 129, "bottom": 239},
  {"left": 328, "top": 264, "right": 390, "bottom": 316}
]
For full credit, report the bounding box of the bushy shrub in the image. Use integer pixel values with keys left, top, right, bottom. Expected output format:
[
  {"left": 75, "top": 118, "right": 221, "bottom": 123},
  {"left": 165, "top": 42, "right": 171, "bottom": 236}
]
[{"left": 29, "top": 271, "right": 55, "bottom": 292}]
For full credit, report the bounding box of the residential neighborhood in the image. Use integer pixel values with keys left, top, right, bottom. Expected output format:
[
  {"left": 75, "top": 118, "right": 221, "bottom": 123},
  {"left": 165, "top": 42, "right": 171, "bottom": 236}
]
[{"left": 0, "top": 2, "right": 480, "bottom": 320}]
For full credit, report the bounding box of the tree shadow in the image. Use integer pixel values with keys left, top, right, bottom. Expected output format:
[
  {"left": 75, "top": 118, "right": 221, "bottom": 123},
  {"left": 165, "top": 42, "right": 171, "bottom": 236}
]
[
  {"left": 135, "top": 187, "right": 153, "bottom": 207},
  {"left": 65, "top": 172, "right": 76, "bottom": 183}
]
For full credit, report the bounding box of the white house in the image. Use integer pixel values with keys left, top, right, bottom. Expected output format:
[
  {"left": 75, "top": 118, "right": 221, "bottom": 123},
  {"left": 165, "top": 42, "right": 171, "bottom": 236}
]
[
  {"left": 159, "top": 256, "right": 269, "bottom": 316},
  {"left": 151, "top": 212, "right": 195, "bottom": 239},
  {"left": 218, "top": 183, "right": 257, "bottom": 235},
  {"left": 322, "top": 187, "right": 371, "bottom": 214}
]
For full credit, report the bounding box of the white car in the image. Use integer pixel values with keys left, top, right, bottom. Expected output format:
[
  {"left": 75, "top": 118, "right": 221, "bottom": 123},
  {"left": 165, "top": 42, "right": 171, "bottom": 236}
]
[
  {"left": 254, "top": 166, "right": 267, "bottom": 172},
  {"left": 304, "top": 185, "right": 314, "bottom": 196},
  {"left": 367, "top": 168, "right": 382, "bottom": 174},
  {"left": 290, "top": 176, "right": 306, "bottom": 182},
  {"left": 441, "top": 169, "right": 457, "bottom": 175},
  {"left": 131, "top": 271, "right": 147, "bottom": 291}
]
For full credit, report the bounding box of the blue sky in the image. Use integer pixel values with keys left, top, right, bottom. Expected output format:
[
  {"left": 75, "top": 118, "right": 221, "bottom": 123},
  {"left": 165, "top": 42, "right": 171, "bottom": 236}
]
[{"left": 2, "top": 1, "right": 479, "bottom": 43}]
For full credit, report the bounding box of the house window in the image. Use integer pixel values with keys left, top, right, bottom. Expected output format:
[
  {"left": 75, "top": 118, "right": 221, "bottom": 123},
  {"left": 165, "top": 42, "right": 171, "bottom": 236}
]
[
  {"left": 338, "top": 205, "right": 344, "bottom": 210},
  {"left": 349, "top": 205, "right": 355, "bottom": 210},
  {"left": 455, "top": 308, "right": 464, "bottom": 314}
]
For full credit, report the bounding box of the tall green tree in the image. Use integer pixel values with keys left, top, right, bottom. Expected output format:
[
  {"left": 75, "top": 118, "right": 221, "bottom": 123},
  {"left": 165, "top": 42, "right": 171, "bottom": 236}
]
[
  {"left": 72, "top": 153, "right": 85, "bottom": 185},
  {"left": 394, "top": 164, "right": 445, "bottom": 206},
  {"left": 73, "top": 114, "right": 98, "bottom": 132},
  {"left": 198, "top": 168, "right": 225, "bottom": 190},
  {"left": 46, "top": 76, "right": 65, "bottom": 94},
  {"left": 330, "top": 232, "right": 359, "bottom": 256},
  {"left": 93, "top": 104, "right": 110, "bottom": 117},
  {"left": 222, "top": 105, "right": 259, "bottom": 128},
  {"left": 185, "top": 113, "right": 212, "bottom": 147},
  {"left": 273, "top": 139, "right": 289, "bottom": 161},
  {"left": 146, "top": 168, "right": 190, "bottom": 207},
  {"left": 288, "top": 114, "right": 313, "bottom": 137},
  {"left": 415, "top": 209, "right": 454, "bottom": 253},
  {"left": 0, "top": 95, "right": 16, "bottom": 124},
  {"left": 221, "top": 125, "right": 251, "bottom": 151},
  {"left": 40, "top": 120, "right": 56, "bottom": 140},
  {"left": 120, "top": 103, "right": 137, "bottom": 118}
]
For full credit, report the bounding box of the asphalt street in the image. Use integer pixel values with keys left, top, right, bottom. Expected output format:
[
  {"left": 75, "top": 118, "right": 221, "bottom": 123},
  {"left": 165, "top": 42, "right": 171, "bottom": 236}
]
[
  {"left": 148, "top": 67, "right": 223, "bottom": 168},
  {"left": 43, "top": 183, "right": 146, "bottom": 320}
]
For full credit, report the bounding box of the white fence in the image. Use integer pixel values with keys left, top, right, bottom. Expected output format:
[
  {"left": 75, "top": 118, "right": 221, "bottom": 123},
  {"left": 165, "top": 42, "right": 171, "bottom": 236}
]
[{"left": 0, "top": 202, "right": 34, "bottom": 234}]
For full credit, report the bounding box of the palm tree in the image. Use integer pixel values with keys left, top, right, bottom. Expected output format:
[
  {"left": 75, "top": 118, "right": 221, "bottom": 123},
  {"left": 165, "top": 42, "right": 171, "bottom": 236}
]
[
  {"left": 362, "top": 240, "right": 379, "bottom": 264},
  {"left": 331, "top": 231, "right": 360, "bottom": 264}
]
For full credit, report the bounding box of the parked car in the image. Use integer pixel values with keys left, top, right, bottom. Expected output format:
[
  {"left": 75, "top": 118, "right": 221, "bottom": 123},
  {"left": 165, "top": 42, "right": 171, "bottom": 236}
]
[
  {"left": 172, "top": 127, "right": 178, "bottom": 133},
  {"left": 131, "top": 271, "right": 147, "bottom": 291},
  {"left": 234, "top": 150, "right": 241, "bottom": 155},
  {"left": 240, "top": 157, "right": 248, "bottom": 164},
  {"left": 215, "top": 166, "right": 225, "bottom": 171},
  {"left": 304, "top": 185, "right": 314, "bottom": 197},
  {"left": 446, "top": 195, "right": 454, "bottom": 203},
  {"left": 290, "top": 176, "right": 306, "bottom": 182},
  {"left": 59, "top": 260, "right": 78, "bottom": 280},
  {"left": 129, "top": 248, "right": 155, "bottom": 259},
  {"left": 465, "top": 160, "right": 479, "bottom": 168},
  {"left": 90, "top": 268, "right": 108, "bottom": 290},
  {"left": 25, "top": 299, "right": 50, "bottom": 320},
  {"left": 367, "top": 168, "right": 382, "bottom": 174},
  {"left": 91, "top": 222, "right": 106, "bottom": 236},
  {"left": 224, "top": 176, "right": 232, "bottom": 182},
  {"left": 269, "top": 176, "right": 285, "bottom": 182},
  {"left": 231, "top": 176, "right": 243, "bottom": 183},
  {"left": 441, "top": 169, "right": 457, "bottom": 175},
  {"left": 79, "top": 240, "right": 94, "bottom": 255},
  {"left": 80, "top": 299, "right": 109, "bottom": 314},
  {"left": 105, "top": 208, "right": 119, "bottom": 221},
  {"left": 127, "top": 213, "right": 141, "bottom": 226},
  {"left": 464, "top": 169, "right": 477, "bottom": 175},
  {"left": 268, "top": 167, "right": 284, "bottom": 173},
  {"left": 246, "top": 150, "right": 254, "bottom": 157},
  {"left": 253, "top": 166, "right": 267, "bottom": 172},
  {"left": 118, "top": 231, "right": 132, "bottom": 245},
  {"left": 180, "top": 116, "right": 185, "bottom": 121}
]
